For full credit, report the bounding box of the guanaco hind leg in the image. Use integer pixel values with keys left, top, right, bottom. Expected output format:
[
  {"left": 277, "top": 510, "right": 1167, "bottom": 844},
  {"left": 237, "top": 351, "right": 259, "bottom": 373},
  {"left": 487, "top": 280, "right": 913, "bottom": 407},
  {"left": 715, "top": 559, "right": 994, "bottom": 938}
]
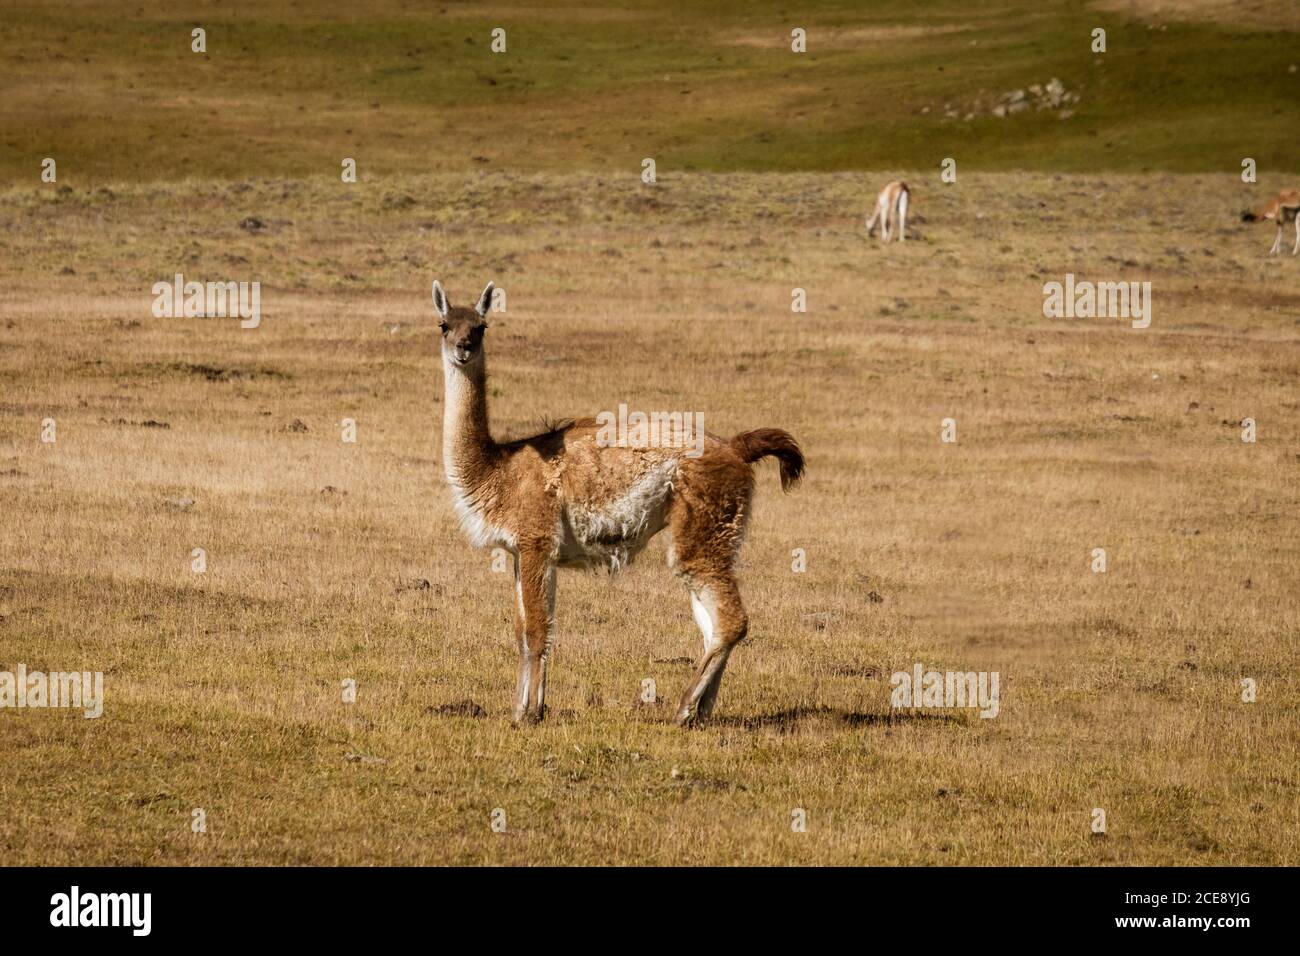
[
  {"left": 668, "top": 490, "right": 752, "bottom": 726},
  {"left": 673, "top": 579, "right": 748, "bottom": 725}
]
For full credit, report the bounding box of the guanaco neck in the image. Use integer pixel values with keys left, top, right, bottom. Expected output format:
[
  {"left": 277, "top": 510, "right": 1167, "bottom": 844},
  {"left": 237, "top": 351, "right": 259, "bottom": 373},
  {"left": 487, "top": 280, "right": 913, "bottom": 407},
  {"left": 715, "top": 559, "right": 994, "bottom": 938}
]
[{"left": 441, "top": 349, "right": 496, "bottom": 488}]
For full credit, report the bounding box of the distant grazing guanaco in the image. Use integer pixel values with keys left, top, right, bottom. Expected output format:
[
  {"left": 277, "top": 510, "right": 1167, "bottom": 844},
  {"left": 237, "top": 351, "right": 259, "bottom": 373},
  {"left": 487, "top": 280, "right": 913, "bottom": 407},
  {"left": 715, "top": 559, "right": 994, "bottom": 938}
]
[
  {"left": 434, "top": 281, "right": 805, "bottom": 726},
  {"left": 866, "top": 180, "right": 910, "bottom": 242},
  {"left": 1242, "top": 189, "right": 1300, "bottom": 255}
]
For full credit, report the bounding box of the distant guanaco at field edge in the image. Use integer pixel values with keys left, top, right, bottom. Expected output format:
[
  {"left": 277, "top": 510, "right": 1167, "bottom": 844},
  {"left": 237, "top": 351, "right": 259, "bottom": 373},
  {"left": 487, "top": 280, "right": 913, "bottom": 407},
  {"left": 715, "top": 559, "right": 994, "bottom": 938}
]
[
  {"left": 1242, "top": 189, "right": 1300, "bottom": 255},
  {"left": 866, "top": 180, "right": 910, "bottom": 242}
]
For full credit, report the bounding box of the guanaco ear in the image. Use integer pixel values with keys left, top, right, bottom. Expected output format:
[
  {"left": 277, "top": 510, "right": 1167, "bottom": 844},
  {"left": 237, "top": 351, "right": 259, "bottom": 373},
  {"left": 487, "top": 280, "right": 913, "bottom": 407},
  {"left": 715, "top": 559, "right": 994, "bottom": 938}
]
[
  {"left": 474, "top": 281, "right": 495, "bottom": 318},
  {"left": 431, "top": 280, "right": 449, "bottom": 318}
]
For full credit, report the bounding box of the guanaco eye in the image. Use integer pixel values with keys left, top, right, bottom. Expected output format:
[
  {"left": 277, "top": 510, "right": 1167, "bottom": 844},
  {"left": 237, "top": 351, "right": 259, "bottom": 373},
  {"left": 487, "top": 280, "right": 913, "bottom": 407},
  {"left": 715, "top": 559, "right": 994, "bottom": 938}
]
[{"left": 439, "top": 322, "right": 449, "bottom": 334}]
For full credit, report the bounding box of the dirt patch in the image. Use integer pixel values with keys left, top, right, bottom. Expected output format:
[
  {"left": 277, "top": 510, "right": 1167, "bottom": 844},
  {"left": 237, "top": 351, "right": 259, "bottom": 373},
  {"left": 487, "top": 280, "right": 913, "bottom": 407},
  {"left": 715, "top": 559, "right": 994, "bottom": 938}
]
[
  {"left": 145, "top": 362, "right": 293, "bottom": 382},
  {"left": 720, "top": 23, "right": 970, "bottom": 49},
  {"left": 426, "top": 699, "right": 487, "bottom": 719},
  {"left": 104, "top": 417, "right": 170, "bottom": 428}
]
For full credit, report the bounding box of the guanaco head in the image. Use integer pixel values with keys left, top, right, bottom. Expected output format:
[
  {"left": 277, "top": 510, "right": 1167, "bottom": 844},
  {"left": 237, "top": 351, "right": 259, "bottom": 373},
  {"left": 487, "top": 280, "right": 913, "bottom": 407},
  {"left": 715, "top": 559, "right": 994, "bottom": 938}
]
[{"left": 432, "top": 280, "right": 493, "bottom": 367}]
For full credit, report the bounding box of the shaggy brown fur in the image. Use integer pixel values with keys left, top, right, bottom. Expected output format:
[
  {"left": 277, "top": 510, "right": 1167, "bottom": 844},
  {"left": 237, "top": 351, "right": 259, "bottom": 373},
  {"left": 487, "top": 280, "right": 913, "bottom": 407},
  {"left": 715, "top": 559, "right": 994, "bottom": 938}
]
[{"left": 434, "top": 280, "right": 804, "bottom": 726}]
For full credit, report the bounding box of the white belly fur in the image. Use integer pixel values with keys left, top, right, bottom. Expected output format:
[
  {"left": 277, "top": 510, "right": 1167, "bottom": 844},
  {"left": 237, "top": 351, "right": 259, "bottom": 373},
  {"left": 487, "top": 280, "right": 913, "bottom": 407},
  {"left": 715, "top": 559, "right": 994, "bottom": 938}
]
[{"left": 558, "top": 458, "right": 677, "bottom": 572}]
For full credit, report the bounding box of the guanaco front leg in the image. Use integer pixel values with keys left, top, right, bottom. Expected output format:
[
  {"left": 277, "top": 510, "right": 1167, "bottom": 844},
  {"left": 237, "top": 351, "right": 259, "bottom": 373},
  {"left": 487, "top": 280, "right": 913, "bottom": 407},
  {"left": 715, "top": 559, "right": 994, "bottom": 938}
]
[{"left": 512, "top": 549, "right": 556, "bottom": 724}]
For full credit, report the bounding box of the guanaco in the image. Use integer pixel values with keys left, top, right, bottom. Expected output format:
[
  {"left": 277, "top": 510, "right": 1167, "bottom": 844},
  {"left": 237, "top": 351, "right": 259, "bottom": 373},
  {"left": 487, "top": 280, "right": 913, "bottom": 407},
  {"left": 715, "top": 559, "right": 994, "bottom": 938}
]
[
  {"left": 434, "top": 281, "right": 805, "bottom": 726},
  {"left": 866, "top": 180, "right": 910, "bottom": 242},
  {"left": 1242, "top": 190, "right": 1300, "bottom": 255}
]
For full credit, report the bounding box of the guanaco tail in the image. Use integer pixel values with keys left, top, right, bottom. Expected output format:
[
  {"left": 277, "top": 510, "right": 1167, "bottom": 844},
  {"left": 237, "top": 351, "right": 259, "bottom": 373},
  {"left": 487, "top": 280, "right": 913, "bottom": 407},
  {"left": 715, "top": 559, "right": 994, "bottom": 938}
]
[
  {"left": 865, "top": 180, "right": 910, "bottom": 242},
  {"left": 434, "top": 280, "right": 805, "bottom": 726},
  {"left": 1242, "top": 189, "right": 1300, "bottom": 255}
]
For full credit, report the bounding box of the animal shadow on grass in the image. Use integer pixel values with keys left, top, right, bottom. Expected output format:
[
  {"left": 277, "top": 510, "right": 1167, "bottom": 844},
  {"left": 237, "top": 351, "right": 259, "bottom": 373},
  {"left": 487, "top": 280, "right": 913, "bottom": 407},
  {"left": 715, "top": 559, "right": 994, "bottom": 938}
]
[
  {"left": 426, "top": 698, "right": 960, "bottom": 732},
  {"left": 425, "top": 700, "right": 588, "bottom": 725},
  {"left": 710, "top": 704, "right": 964, "bottom": 734}
]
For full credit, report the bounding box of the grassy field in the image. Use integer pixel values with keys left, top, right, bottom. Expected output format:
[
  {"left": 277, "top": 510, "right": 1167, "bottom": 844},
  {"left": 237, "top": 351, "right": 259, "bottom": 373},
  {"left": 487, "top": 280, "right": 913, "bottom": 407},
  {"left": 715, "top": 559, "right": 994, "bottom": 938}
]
[
  {"left": 1, "top": 1, "right": 1298, "bottom": 866},
  {"left": 2, "top": 169, "right": 1298, "bottom": 864},
  {"left": 1, "top": 0, "right": 1298, "bottom": 180}
]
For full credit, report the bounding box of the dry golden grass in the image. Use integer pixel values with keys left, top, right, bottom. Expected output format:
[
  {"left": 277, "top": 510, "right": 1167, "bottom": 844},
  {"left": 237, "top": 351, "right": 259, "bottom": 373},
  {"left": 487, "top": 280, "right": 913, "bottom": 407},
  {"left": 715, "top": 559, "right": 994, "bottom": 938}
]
[{"left": 0, "top": 171, "right": 1297, "bottom": 864}]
